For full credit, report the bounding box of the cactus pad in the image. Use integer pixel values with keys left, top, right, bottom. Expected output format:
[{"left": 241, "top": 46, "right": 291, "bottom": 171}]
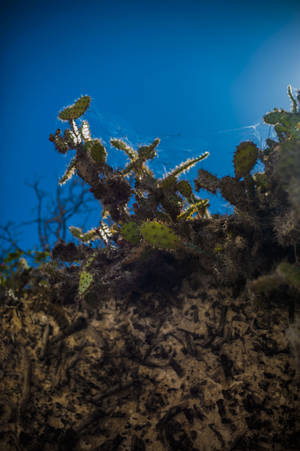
[
  {"left": 110, "top": 138, "right": 137, "bottom": 160},
  {"left": 120, "top": 222, "right": 141, "bottom": 245},
  {"left": 59, "top": 157, "right": 77, "bottom": 185},
  {"left": 78, "top": 270, "right": 93, "bottom": 297},
  {"left": 264, "top": 110, "right": 300, "bottom": 140},
  {"left": 137, "top": 138, "right": 160, "bottom": 161},
  {"left": 140, "top": 221, "right": 180, "bottom": 249},
  {"left": 69, "top": 226, "right": 99, "bottom": 243},
  {"left": 84, "top": 139, "right": 107, "bottom": 165},
  {"left": 58, "top": 95, "right": 91, "bottom": 121},
  {"left": 263, "top": 110, "right": 287, "bottom": 125},
  {"left": 219, "top": 176, "right": 245, "bottom": 208},
  {"left": 233, "top": 141, "right": 258, "bottom": 179},
  {"left": 194, "top": 169, "right": 219, "bottom": 194}
]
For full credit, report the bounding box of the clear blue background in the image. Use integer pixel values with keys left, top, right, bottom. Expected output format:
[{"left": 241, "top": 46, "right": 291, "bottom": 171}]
[{"left": 1, "top": 0, "right": 300, "bottom": 253}]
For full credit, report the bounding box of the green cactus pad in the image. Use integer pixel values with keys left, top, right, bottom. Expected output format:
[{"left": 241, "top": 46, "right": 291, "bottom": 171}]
[
  {"left": 177, "top": 199, "right": 209, "bottom": 220},
  {"left": 58, "top": 95, "right": 91, "bottom": 121},
  {"left": 263, "top": 110, "right": 287, "bottom": 125},
  {"left": 166, "top": 152, "right": 209, "bottom": 179},
  {"left": 233, "top": 141, "right": 258, "bottom": 179},
  {"left": 140, "top": 221, "right": 180, "bottom": 249},
  {"left": 84, "top": 139, "right": 107, "bottom": 165},
  {"left": 79, "top": 270, "right": 94, "bottom": 297},
  {"left": 110, "top": 138, "right": 137, "bottom": 160},
  {"left": 264, "top": 110, "right": 300, "bottom": 139},
  {"left": 59, "top": 157, "right": 77, "bottom": 185},
  {"left": 69, "top": 226, "right": 83, "bottom": 240},
  {"left": 137, "top": 138, "right": 160, "bottom": 161},
  {"left": 120, "top": 221, "right": 141, "bottom": 245}
]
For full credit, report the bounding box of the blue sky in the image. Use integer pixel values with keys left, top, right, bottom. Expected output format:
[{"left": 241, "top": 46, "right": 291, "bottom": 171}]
[{"left": 1, "top": 0, "right": 300, "bottom": 253}]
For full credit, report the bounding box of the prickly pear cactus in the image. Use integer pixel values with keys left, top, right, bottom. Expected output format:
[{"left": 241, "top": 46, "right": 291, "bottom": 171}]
[
  {"left": 59, "top": 158, "right": 77, "bottom": 185},
  {"left": 63, "top": 129, "right": 78, "bottom": 148},
  {"left": 233, "top": 141, "right": 258, "bottom": 179},
  {"left": 194, "top": 169, "right": 220, "bottom": 194},
  {"left": 69, "top": 226, "right": 99, "bottom": 243},
  {"left": 49, "top": 129, "right": 70, "bottom": 154},
  {"left": 176, "top": 180, "right": 193, "bottom": 198},
  {"left": 158, "top": 175, "right": 177, "bottom": 191},
  {"left": 84, "top": 139, "right": 107, "bottom": 165},
  {"left": 219, "top": 176, "right": 245, "bottom": 208},
  {"left": 137, "top": 138, "right": 160, "bottom": 161},
  {"left": 140, "top": 221, "right": 180, "bottom": 249},
  {"left": 120, "top": 222, "right": 141, "bottom": 245},
  {"left": 58, "top": 95, "right": 91, "bottom": 121},
  {"left": 78, "top": 270, "right": 94, "bottom": 297},
  {"left": 264, "top": 110, "right": 300, "bottom": 140}
]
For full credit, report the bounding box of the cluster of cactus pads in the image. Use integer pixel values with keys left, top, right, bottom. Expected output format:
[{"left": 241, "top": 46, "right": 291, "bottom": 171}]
[
  {"left": 50, "top": 87, "right": 300, "bottom": 301},
  {"left": 49, "top": 95, "right": 210, "bottom": 251}
]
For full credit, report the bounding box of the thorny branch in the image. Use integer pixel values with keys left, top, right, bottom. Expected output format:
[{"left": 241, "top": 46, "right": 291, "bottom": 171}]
[{"left": 0, "top": 178, "right": 98, "bottom": 256}]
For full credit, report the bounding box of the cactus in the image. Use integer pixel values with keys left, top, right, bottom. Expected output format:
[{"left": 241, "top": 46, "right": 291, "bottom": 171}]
[
  {"left": 50, "top": 88, "right": 300, "bottom": 264},
  {"left": 140, "top": 221, "right": 180, "bottom": 249},
  {"left": 137, "top": 138, "right": 160, "bottom": 161},
  {"left": 110, "top": 138, "right": 137, "bottom": 160},
  {"left": 120, "top": 221, "right": 141, "bottom": 245},
  {"left": 288, "top": 85, "right": 298, "bottom": 113},
  {"left": 58, "top": 95, "right": 91, "bottom": 121},
  {"left": 176, "top": 180, "right": 193, "bottom": 198},
  {"left": 233, "top": 141, "right": 258, "bottom": 179},
  {"left": 77, "top": 251, "right": 98, "bottom": 297},
  {"left": 63, "top": 129, "right": 79, "bottom": 148},
  {"left": 69, "top": 226, "right": 99, "bottom": 243},
  {"left": 263, "top": 90, "right": 300, "bottom": 141},
  {"left": 194, "top": 169, "right": 219, "bottom": 194},
  {"left": 49, "top": 129, "right": 70, "bottom": 154},
  {"left": 79, "top": 120, "right": 91, "bottom": 141},
  {"left": 162, "top": 152, "right": 209, "bottom": 182},
  {"left": 84, "top": 139, "right": 107, "bottom": 165},
  {"left": 115, "top": 138, "right": 160, "bottom": 178},
  {"left": 59, "top": 157, "right": 77, "bottom": 185},
  {"left": 158, "top": 175, "right": 177, "bottom": 191},
  {"left": 78, "top": 270, "right": 94, "bottom": 297},
  {"left": 253, "top": 172, "right": 270, "bottom": 191},
  {"left": 177, "top": 199, "right": 209, "bottom": 221},
  {"left": 219, "top": 176, "right": 245, "bottom": 208}
]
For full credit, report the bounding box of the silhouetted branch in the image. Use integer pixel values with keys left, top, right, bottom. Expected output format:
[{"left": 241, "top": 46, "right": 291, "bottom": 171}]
[{"left": 0, "top": 177, "right": 98, "bottom": 256}]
